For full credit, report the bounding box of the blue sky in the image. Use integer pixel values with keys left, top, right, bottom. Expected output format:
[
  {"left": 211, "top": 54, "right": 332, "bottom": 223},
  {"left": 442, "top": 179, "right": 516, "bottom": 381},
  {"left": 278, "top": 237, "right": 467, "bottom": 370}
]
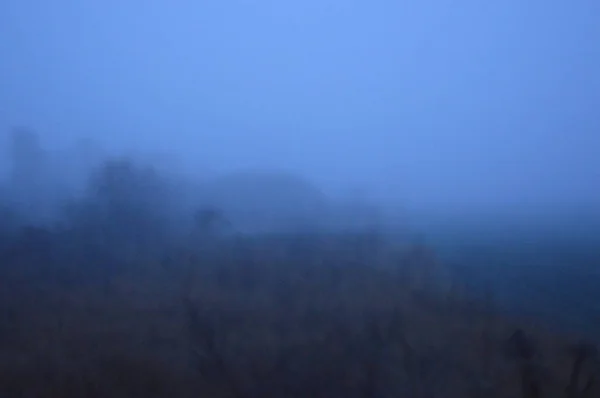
[{"left": 1, "top": 0, "right": 599, "bottom": 213}]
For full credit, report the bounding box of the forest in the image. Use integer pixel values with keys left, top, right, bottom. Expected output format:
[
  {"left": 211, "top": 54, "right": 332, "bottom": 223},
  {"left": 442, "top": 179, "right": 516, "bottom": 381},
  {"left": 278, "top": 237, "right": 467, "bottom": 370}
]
[{"left": 0, "top": 127, "right": 598, "bottom": 397}]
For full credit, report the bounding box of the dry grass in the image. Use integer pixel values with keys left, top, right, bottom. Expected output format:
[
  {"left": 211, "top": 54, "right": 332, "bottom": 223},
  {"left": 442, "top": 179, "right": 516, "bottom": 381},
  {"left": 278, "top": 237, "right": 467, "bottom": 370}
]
[{"left": 0, "top": 232, "right": 598, "bottom": 397}]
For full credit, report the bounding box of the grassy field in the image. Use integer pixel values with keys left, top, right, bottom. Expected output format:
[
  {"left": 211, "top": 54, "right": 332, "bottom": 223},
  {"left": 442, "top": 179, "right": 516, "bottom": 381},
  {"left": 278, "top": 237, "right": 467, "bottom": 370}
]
[{"left": 0, "top": 229, "right": 598, "bottom": 398}]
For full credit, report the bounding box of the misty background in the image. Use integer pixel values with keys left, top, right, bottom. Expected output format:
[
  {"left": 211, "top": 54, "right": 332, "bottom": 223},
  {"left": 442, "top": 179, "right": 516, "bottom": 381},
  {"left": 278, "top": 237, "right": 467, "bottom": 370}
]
[
  {"left": 2, "top": 3, "right": 600, "bottom": 395},
  {"left": 1, "top": 0, "right": 598, "bottom": 228}
]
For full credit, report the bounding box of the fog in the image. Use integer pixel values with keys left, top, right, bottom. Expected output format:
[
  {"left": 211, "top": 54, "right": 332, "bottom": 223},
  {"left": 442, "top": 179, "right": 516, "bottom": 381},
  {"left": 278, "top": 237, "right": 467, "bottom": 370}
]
[
  {"left": 3, "top": 3, "right": 600, "bottom": 394},
  {"left": 1, "top": 0, "right": 599, "bottom": 224}
]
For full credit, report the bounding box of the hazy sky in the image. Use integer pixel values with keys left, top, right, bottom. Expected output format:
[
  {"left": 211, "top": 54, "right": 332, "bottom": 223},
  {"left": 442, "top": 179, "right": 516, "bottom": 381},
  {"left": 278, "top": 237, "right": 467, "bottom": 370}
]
[{"left": 1, "top": 0, "right": 599, "bottom": 212}]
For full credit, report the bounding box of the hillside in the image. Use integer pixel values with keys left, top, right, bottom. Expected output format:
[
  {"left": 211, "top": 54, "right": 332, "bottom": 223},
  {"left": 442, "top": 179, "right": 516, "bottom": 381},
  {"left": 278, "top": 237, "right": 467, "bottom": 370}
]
[{"left": 0, "top": 228, "right": 598, "bottom": 398}]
